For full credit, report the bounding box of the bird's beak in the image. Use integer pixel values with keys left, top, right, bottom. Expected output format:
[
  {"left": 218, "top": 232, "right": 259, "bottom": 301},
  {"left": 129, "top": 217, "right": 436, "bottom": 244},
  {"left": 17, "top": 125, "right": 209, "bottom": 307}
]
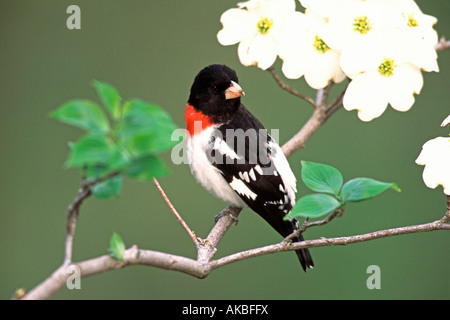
[{"left": 225, "top": 81, "right": 245, "bottom": 100}]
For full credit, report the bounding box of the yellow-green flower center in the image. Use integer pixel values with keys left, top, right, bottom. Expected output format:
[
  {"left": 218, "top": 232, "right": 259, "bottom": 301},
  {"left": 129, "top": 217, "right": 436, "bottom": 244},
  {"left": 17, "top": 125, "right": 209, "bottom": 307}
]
[
  {"left": 378, "top": 58, "right": 397, "bottom": 77},
  {"left": 407, "top": 15, "right": 419, "bottom": 27},
  {"left": 313, "top": 36, "right": 330, "bottom": 53},
  {"left": 257, "top": 17, "right": 273, "bottom": 35},
  {"left": 353, "top": 16, "right": 372, "bottom": 34}
]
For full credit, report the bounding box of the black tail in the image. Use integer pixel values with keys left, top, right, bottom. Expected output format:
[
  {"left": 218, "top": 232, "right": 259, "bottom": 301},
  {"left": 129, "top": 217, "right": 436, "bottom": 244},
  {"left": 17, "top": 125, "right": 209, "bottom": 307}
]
[
  {"left": 294, "top": 233, "right": 314, "bottom": 272},
  {"left": 251, "top": 206, "right": 314, "bottom": 272}
]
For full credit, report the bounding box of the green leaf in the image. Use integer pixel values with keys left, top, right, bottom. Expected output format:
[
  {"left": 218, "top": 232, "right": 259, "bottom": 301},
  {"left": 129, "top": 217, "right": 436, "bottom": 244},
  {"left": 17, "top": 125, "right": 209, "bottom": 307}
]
[
  {"left": 106, "top": 148, "right": 131, "bottom": 172},
  {"left": 51, "top": 100, "right": 110, "bottom": 134},
  {"left": 125, "top": 155, "right": 170, "bottom": 180},
  {"left": 301, "top": 161, "right": 343, "bottom": 196},
  {"left": 107, "top": 232, "right": 126, "bottom": 262},
  {"left": 92, "top": 175, "right": 123, "bottom": 199},
  {"left": 84, "top": 164, "right": 109, "bottom": 180},
  {"left": 116, "top": 99, "right": 177, "bottom": 156},
  {"left": 125, "top": 131, "right": 176, "bottom": 157},
  {"left": 92, "top": 80, "right": 122, "bottom": 120},
  {"left": 285, "top": 194, "right": 341, "bottom": 219},
  {"left": 341, "top": 178, "right": 401, "bottom": 203},
  {"left": 66, "top": 134, "right": 116, "bottom": 168}
]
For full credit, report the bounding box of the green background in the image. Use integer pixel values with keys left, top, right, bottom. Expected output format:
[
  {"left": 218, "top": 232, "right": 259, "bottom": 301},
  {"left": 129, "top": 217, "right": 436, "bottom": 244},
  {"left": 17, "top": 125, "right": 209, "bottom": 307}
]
[{"left": 1, "top": 0, "right": 449, "bottom": 300}]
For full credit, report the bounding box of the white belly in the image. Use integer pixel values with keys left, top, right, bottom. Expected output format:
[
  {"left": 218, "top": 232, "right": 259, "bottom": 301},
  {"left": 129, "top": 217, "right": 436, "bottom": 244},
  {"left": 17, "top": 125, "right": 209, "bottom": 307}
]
[{"left": 187, "top": 126, "right": 246, "bottom": 208}]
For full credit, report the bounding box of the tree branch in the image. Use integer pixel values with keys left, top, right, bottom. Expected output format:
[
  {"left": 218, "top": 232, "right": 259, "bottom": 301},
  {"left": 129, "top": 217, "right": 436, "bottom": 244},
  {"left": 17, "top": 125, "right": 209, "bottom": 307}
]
[
  {"left": 21, "top": 200, "right": 449, "bottom": 300},
  {"left": 23, "top": 246, "right": 206, "bottom": 300},
  {"left": 267, "top": 67, "right": 318, "bottom": 108},
  {"left": 281, "top": 107, "right": 327, "bottom": 157},
  {"left": 212, "top": 209, "right": 450, "bottom": 269},
  {"left": 315, "top": 81, "right": 333, "bottom": 108},
  {"left": 64, "top": 171, "right": 119, "bottom": 266},
  {"left": 64, "top": 186, "right": 91, "bottom": 266},
  {"left": 326, "top": 83, "right": 347, "bottom": 117},
  {"left": 197, "top": 206, "right": 242, "bottom": 262}
]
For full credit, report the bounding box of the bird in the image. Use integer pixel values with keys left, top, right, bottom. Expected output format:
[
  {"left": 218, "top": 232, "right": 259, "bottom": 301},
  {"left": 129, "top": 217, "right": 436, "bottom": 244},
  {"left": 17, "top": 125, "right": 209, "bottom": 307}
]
[{"left": 184, "top": 64, "right": 314, "bottom": 271}]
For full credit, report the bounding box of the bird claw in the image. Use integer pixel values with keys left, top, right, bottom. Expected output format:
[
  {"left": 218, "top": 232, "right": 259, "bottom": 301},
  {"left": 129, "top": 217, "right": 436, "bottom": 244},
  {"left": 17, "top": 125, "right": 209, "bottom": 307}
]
[{"left": 215, "top": 208, "right": 239, "bottom": 225}]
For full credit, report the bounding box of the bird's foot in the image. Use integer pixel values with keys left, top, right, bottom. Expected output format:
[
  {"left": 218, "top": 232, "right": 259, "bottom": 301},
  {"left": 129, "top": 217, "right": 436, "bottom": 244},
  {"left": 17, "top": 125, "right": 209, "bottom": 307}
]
[{"left": 215, "top": 207, "right": 239, "bottom": 225}]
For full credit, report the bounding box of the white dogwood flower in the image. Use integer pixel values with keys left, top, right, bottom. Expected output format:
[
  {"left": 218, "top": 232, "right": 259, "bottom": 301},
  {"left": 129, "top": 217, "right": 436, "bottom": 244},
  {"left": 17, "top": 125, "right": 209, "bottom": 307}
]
[
  {"left": 216, "top": 0, "right": 440, "bottom": 121},
  {"left": 342, "top": 30, "right": 424, "bottom": 122},
  {"left": 314, "top": 0, "right": 399, "bottom": 52},
  {"left": 343, "top": 62, "right": 423, "bottom": 122},
  {"left": 279, "top": 11, "right": 346, "bottom": 89},
  {"left": 396, "top": 0, "right": 439, "bottom": 72},
  {"left": 416, "top": 136, "right": 450, "bottom": 195},
  {"left": 301, "top": 0, "right": 439, "bottom": 73},
  {"left": 217, "top": 0, "right": 300, "bottom": 70}
]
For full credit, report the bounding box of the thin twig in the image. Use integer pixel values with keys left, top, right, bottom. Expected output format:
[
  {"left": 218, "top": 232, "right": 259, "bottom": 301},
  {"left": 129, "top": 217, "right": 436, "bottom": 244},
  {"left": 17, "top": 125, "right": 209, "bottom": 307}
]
[
  {"left": 267, "top": 67, "right": 318, "bottom": 108},
  {"left": 64, "top": 171, "right": 120, "bottom": 266},
  {"left": 303, "top": 207, "right": 344, "bottom": 229},
  {"left": 82, "top": 171, "right": 119, "bottom": 188},
  {"left": 315, "top": 81, "right": 333, "bottom": 108},
  {"left": 325, "top": 83, "right": 348, "bottom": 117},
  {"left": 64, "top": 186, "right": 92, "bottom": 266},
  {"left": 284, "top": 208, "right": 344, "bottom": 242},
  {"left": 153, "top": 178, "right": 198, "bottom": 244}
]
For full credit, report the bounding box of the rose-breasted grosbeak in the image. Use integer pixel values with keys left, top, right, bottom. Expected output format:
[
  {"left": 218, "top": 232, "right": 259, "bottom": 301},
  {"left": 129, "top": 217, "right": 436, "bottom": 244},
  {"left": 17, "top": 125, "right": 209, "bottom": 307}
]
[{"left": 185, "top": 64, "right": 314, "bottom": 271}]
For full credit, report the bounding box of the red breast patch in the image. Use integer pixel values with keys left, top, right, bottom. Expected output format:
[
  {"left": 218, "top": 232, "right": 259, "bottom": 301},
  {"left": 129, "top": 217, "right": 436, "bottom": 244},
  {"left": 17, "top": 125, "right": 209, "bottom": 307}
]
[{"left": 184, "top": 104, "right": 214, "bottom": 136}]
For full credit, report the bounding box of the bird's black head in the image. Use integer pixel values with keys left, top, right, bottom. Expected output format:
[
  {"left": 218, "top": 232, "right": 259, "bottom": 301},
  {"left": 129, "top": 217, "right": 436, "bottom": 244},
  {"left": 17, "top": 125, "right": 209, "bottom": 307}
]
[{"left": 188, "top": 64, "right": 245, "bottom": 121}]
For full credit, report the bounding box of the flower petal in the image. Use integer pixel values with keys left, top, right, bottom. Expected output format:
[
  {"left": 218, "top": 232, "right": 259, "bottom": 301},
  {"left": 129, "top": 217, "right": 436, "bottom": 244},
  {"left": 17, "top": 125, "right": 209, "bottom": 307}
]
[
  {"left": 384, "top": 64, "right": 421, "bottom": 112},
  {"left": 238, "top": 35, "right": 278, "bottom": 70},
  {"left": 217, "top": 8, "right": 256, "bottom": 46},
  {"left": 387, "top": 90, "right": 415, "bottom": 113},
  {"left": 304, "top": 49, "right": 345, "bottom": 89},
  {"left": 339, "top": 33, "right": 386, "bottom": 78},
  {"left": 416, "top": 137, "right": 450, "bottom": 195},
  {"left": 281, "top": 55, "right": 305, "bottom": 79},
  {"left": 237, "top": 38, "right": 257, "bottom": 67},
  {"left": 343, "top": 72, "right": 389, "bottom": 122}
]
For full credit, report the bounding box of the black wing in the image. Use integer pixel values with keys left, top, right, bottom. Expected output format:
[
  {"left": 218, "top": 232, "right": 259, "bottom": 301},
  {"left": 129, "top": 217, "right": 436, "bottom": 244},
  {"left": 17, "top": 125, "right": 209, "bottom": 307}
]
[
  {"left": 208, "top": 105, "right": 314, "bottom": 271},
  {"left": 208, "top": 106, "right": 295, "bottom": 238}
]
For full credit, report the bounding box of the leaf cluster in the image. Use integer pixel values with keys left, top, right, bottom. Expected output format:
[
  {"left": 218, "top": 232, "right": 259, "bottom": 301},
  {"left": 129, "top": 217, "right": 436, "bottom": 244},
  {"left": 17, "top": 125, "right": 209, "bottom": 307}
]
[
  {"left": 51, "top": 81, "right": 178, "bottom": 198},
  {"left": 285, "top": 161, "right": 401, "bottom": 219}
]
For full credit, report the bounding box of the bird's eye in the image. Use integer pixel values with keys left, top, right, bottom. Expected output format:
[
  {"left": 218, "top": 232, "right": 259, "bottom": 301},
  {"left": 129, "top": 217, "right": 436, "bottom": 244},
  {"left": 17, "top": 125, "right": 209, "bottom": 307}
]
[{"left": 211, "top": 85, "right": 218, "bottom": 91}]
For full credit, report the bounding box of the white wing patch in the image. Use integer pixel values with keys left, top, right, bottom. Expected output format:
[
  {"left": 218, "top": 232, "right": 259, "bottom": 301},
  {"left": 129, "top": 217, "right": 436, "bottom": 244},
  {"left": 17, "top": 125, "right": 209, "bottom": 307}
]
[
  {"left": 268, "top": 141, "right": 297, "bottom": 207},
  {"left": 254, "top": 165, "right": 263, "bottom": 175},
  {"left": 214, "top": 137, "right": 242, "bottom": 160},
  {"left": 249, "top": 168, "right": 257, "bottom": 181},
  {"left": 229, "top": 176, "right": 258, "bottom": 200}
]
